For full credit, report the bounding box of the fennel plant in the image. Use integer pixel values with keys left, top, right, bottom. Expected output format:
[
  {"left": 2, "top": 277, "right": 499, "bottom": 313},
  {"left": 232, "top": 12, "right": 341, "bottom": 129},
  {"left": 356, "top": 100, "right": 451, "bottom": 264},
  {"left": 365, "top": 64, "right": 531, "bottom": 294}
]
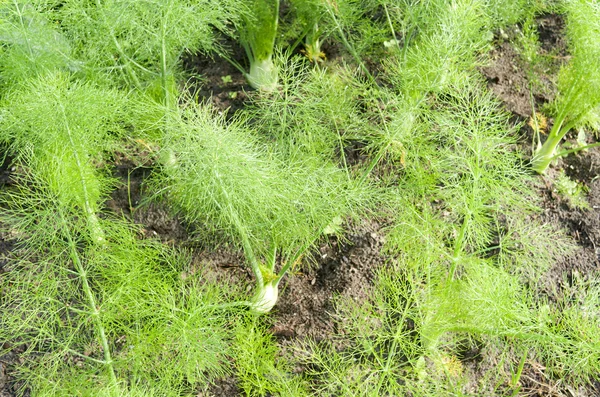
[
  {"left": 321, "top": 0, "right": 388, "bottom": 70},
  {"left": 0, "top": 74, "right": 240, "bottom": 395},
  {"left": 387, "top": 0, "right": 490, "bottom": 96},
  {"left": 299, "top": 78, "right": 579, "bottom": 396},
  {"left": 238, "top": 0, "right": 280, "bottom": 91},
  {"left": 288, "top": 0, "right": 327, "bottom": 63},
  {"left": 356, "top": 0, "right": 495, "bottom": 170},
  {"left": 0, "top": 74, "right": 127, "bottom": 389},
  {"left": 151, "top": 100, "right": 371, "bottom": 313},
  {"left": 56, "top": 0, "right": 238, "bottom": 105},
  {"left": 247, "top": 56, "right": 369, "bottom": 161},
  {"left": 0, "top": 1, "right": 74, "bottom": 89},
  {"left": 531, "top": 0, "right": 600, "bottom": 173},
  {"left": 233, "top": 316, "right": 309, "bottom": 395}
]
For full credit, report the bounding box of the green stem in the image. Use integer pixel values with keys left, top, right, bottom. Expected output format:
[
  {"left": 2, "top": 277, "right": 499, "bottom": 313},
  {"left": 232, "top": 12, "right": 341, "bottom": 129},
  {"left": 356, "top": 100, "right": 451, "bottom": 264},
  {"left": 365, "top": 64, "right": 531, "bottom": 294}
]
[
  {"left": 532, "top": 73, "right": 588, "bottom": 173},
  {"left": 358, "top": 141, "right": 391, "bottom": 186},
  {"left": 205, "top": 301, "right": 254, "bottom": 310},
  {"left": 274, "top": 236, "right": 315, "bottom": 284},
  {"left": 325, "top": 5, "right": 373, "bottom": 80},
  {"left": 57, "top": 101, "right": 105, "bottom": 244},
  {"left": 159, "top": 9, "right": 175, "bottom": 108},
  {"left": 13, "top": 1, "right": 34, "bottom": 58},
  {"left": 358, "top": 94, "right": 426, "bottom": 185},
  {"left": 555, "top": 141, "right": 600, "bottom": 157},
  {"left": 95, "top": 0, "right": 144, "bottom": 91},
  {"left": 231, "top": 206, "right": 263, "bottom": 287},
  {"left": 218, "top": 51, "right": 247, "bottom": 75},
  {"left": 452, "top": 216, "right": 468, "bottom": 260},
  {"left": 55, "top": 97, "right": 115, "bottom": 382},
  {"left": 68, "top": 348, "right": 112, "bottom": 365},
  {"left": 161, "top": 34, "right": 169, "bottom": 106},
  {"left": 331, "top": 116, "right": 351, "bottom": 181},
  {"left": 266, "top": 244, "right": 277, "bottom": 273},
  {"left": 531, "top": 115, "right": 575, "bottom": 173},
  {"left": 110, "top": 36, "right": 145, "bottom": 89},
  {"left": 58, "top": 210, "right": 117, "bottom": 386},
  {"left": 447, "top": 216, "right": 469, "bottom": 280},
  {"left": 510, "top": 350, "right": 528, "bottom": 393},
  {"left": 376, "top": 290, "right": 414, "bottom": 391},
  {"left": 384, "top": 5, "right": 402, "bottom": 53},
  {"left": 213, "top": 172, "right": 263, "bottom": 287},
  {"left": 443, "top": 325, "right": 571, "bottom": 344}
]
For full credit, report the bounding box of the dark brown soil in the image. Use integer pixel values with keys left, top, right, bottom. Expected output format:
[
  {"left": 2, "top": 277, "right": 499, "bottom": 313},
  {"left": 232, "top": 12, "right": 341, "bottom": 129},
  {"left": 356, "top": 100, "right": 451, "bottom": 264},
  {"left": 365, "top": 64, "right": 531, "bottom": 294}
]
[
  {"left": 183, "top": 42, "right": 250, "bottom": 114},
  {"left": 273, "top": 218, "right": 389, "bottom": 342},
  {"left": 480, "top": 14, "right": 567, "bottom": 118},
  {"left": 541, "top": 150, "right": 600, "bottom": 296},
  {"left": 537, "top": 14, "right": 568, "bottom": 55},
  {"left": 481, "top": 40, "right": 536, "bottom": 118}
]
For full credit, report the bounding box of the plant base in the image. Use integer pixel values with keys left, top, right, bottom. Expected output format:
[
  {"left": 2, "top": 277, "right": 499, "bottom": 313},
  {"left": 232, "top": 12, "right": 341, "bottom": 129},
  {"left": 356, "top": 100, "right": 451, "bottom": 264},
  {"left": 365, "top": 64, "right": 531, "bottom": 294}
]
[{"left": 246, "top": 58, "right": 278, "bottom": 92}]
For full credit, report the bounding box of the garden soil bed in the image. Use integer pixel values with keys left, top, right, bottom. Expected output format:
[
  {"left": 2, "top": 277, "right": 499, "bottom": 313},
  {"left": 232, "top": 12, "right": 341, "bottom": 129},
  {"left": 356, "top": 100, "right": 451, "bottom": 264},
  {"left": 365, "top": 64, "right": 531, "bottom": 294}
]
[
  {"left": 481, "top": 14, "right": 600, "bottom": 296},
  {"left": 1, "top": 13, "right": 600, "bottom": 397},
  {"left": 481, "top": 13, "right": 600, "bottom": 396}
]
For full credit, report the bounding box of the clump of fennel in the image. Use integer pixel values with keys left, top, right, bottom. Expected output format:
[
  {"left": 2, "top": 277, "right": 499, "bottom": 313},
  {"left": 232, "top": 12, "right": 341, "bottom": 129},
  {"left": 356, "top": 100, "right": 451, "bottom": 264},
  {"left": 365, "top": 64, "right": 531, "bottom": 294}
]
[
  {"left": 531, "top": 0, "right": 600, "bottom": 173},
  {"left": 0, "top": 2, "right": 74, "bottom": 89},
  {"left": 0, "top": 73, "right": 239, "bottom": 395},
  {"left": 151, "top": 100, "right": 371, "bottom": 313},
  {"left": 54, "top": 0, "right": 238, "bottom": 105}
]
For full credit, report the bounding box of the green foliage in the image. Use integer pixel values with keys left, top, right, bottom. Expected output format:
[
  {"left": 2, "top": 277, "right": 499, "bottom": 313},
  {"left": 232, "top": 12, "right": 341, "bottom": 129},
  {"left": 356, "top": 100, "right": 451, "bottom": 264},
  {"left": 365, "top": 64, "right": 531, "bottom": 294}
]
[
  {"left": 380, "top": 0, "right": 433, "bottom": 46},
  {"left": 485, "top": 0, "right": 534, "bottom": 27},
  {"left": 57, "top": 0, "right": 238, "bottom": 102},
  {"left": 1, "top": 73, "right": 125, "bottom": 241},
  {"left": 386, "top": 0, "right": 491, "bottom": 96},
  {"left": 155, "top": 101, "right": 367, "bottom": 256},
  {"left": 1, "top": 193, "right": 236, "bottom": 395},
  {"left": 385, "top": 82, "right": 558, "bottom": 342},
  {"left": 298, "top": 78, "right": 579, "bottom": 395},
  {"left": 247, "top": 57, "right": 369, "bottom": 161},
  {"left": 1, "top": 0, "right": 599, "bottom": 394},
  {"left": 429, "top": 83, "right": 534, "bottom": 255},
  {"left": 0, "top": 74, "right": 238, "bottom": 394},
  {"left": 554, "top": 0, "right": 600, "bottom": 125},
  {"left": 299, "top": 269, "right": 421, "bottom": 396},
  {"left": 323, "top": 0, "right": 388, "bottom": 62},
  {"left": 539, "top": 274, "right": 600, "bottom": 383},
  {"left": 553, "top": 170, "right": 590, "bottom": 209},
  {"left": 515, "top": 12, "right": 542, "bottom": 65},
  {"left": 0, "top": 1, "right": 74, "bottom": 89},
  {"left": 0, "top": 73, "right": 123, "bottom": 391},
  {"left": 98, "top": 242, "right": 235, "bottom": 388},
  {"left": 493, "top": 215, "right": 574, "bottom": 281},
  {"left": 233, "top": 317, "right": 308, "bottom": 396},
  {"left": 420, "top": 258, "right": 534, "bottom": 349},
  {"left": 373, "top": 0, "right": 496, "bottom": 165},
  {"left": 385, "top": 79, "right": 537, "bottom": 258},
  {"left": 287, "top": 0, "right": 327, "bottom": 63}
]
